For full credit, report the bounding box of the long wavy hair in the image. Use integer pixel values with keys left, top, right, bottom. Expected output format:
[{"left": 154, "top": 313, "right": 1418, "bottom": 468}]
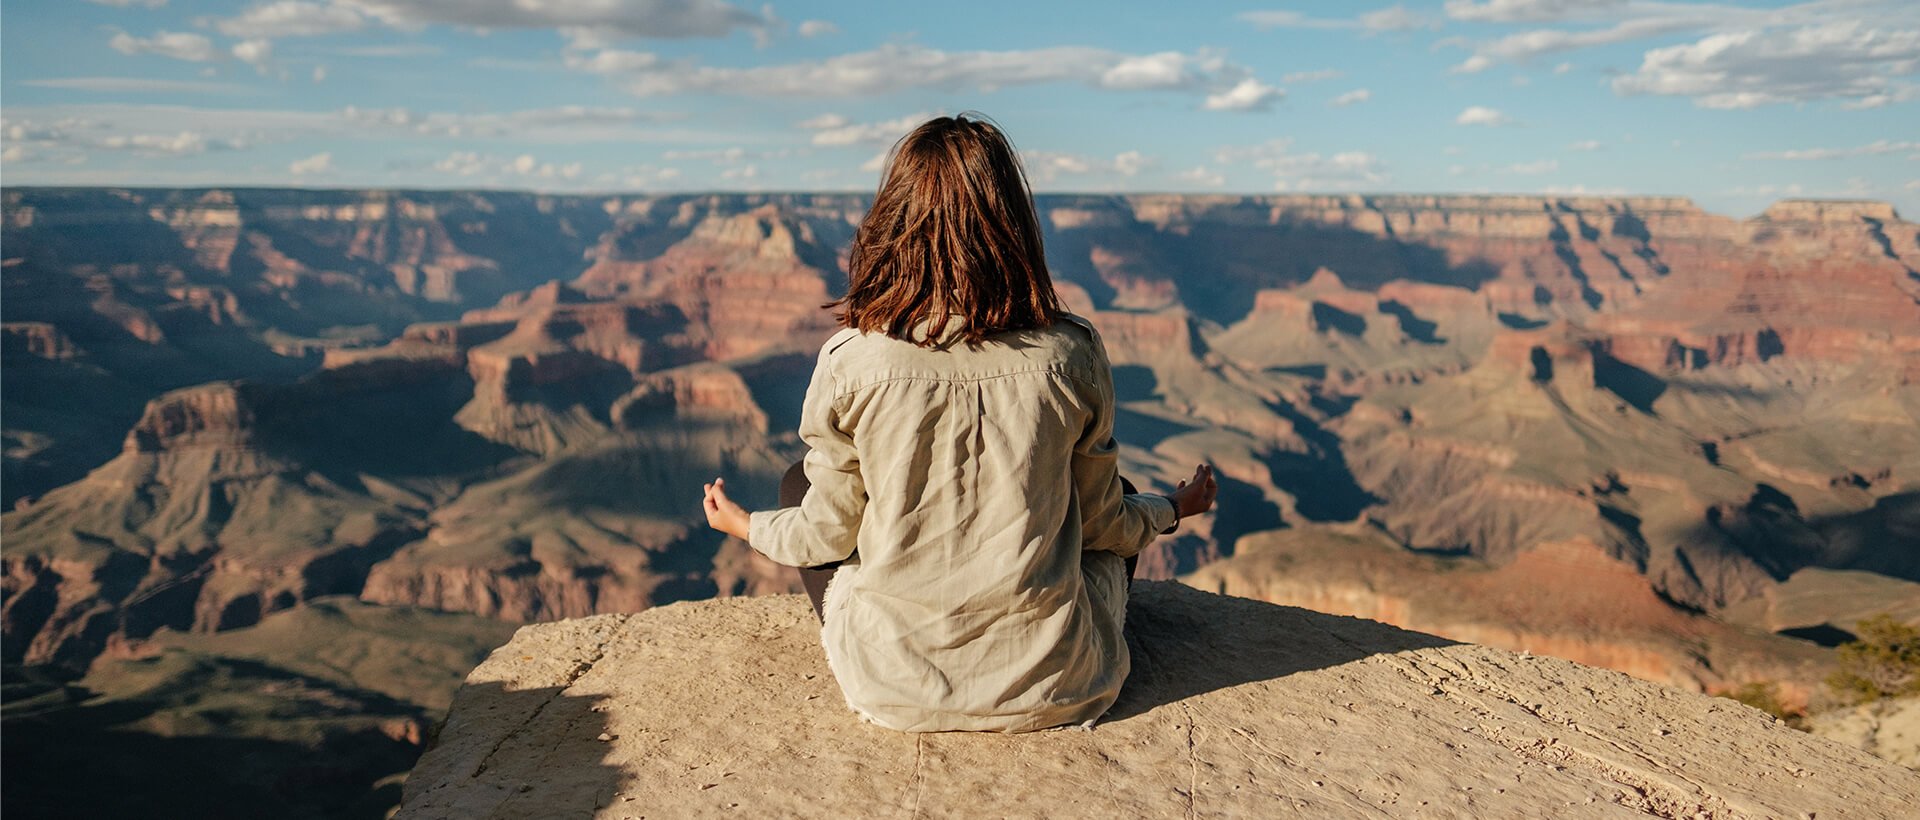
[{"left": 830, "top": 113, "right": 1065, "bottom": 347}]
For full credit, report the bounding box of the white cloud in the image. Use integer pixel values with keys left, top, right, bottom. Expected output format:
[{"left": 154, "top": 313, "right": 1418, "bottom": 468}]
[
  {"left": 1568, "top": 139, "right": 1602, "bottom": 151},
  {"left": 110, "top": 31, "right": 219, "bottom": 62},
  {"left": 312, "top": 65, "right": 328, "bottom": 82},
  {"left": 1100, "top": 52, "right": 1208, "bottom": 91},
  {"left": 215, "top": 2, "right": 366, "bottom": 38},
  {"left": 1613, "top": 21, "right": 1920, "bottom": 109},
  {"left": 1203, "top": 78, "right": 1283, "bottom": 111},
  {"left": 805, "top": 112, "right": 932, "bottom": 146},
  {"left": 97, "top": 131, "right": 245, "bottom": 156},
  {"left": 232, "top": 39, "right": 274, "bottom": 70},
  {"left": 1745, "top": 139, "right": 1918, "bottom": 160},
  {"left": 431, "top": 151, "right": 486, "bottom": 175},
  {"left": 1455, "top": 105, "right": 1512, "bottom": 126},
  {"left": 1442, "top": 0, "right": 1920, "bottom": 110},
  {"left": 1236, "top": 11, "right": 1353, "bottom": 30},
  {"left": 1020, "top": 150, "right": 1154, "bottom": 183},
  {"left": 338, "top": 104, "right": 686, "bottom": 141},
  {"left": 1469, "top": 15, "right": 1706, "bottom": 64},
  {"left": 1443, "top": 0, "right": 1628, "bottom": 23},
  {"left": 562, "top": 43, "right": 1259, "bottom": 102},
  {"left": 1215, "top": 138, "right": 1390, "bottom": 190},
  {"left": 1359, "top": 5, "right": 1434, "bottom": 32},
  {"left": 289, "top": 151, "right": 332, "bottom": 174},
  {"left": 1240, "top": 6, "right": 1431, "bottom": 32},
  {"left": 662, "top": 146, "right": 745, "bottom": 162},
  {"left": 720, "top": 164, "right": 759, "bottom": 180},
  {"left": 797, "top": 20, "right": 839, "bottom": 37},
  {"left": 1282, "top": 68, "right": 1343, "bottom": 84},
  {"left": 1839, "top": 90, "right": 1920, "bottom": 110},
  {"left": 328, "top": 43, "right": 442, "bottom": 57},
  {"left": 21, "top": 77, "right": 257, "bottom": 94},
  {"left": 659, "top": 146, "right": 791, "bottom": 165},
  {"left": 1330, "top": 88, "right": 1372, "bottom": 107},
  {"left": 607, "top": 164, "right": 683, "bottom": 188},
  {"left": 338, "top": 0, "right": 772, "bottom": 40},
  {"left": 1174, "top": 165, "right": 1225, "bottom": 187},
  {"left": 567, "top": 50, "right": 662, "bottom": 74},
  {"left": 795, "top": 113, "right": 848, "bottom": 130},
  {"left": 1025, "top": 152, "right": 1094, "bottom": 177},
  {"left": 2, "top": 102, "right": 713, "bottom": 173},
  {"left": 1451, "top": 54, "right": 1494, "bottom": 73},
  {"left": 433, "top": 150, "right": 581, "bottom": 180}
]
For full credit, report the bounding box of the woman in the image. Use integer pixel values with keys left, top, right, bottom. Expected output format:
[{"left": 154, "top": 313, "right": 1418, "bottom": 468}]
[{"left": 701, "top": 113, "right": 1217, "bottom": 733}]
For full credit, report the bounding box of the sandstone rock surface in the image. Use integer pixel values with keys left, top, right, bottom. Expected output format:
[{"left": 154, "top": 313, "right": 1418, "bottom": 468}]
[{"left": 400, "top": 582, "right": 1919, "bottom": 819}]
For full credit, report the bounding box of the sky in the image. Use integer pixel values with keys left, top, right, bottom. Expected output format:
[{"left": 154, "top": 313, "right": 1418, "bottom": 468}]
[{"left": 2, "top": 0, "right": 1916, "bottom": 218}]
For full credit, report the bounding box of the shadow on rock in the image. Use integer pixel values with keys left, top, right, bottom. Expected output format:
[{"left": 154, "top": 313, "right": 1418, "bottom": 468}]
[
  {"left": 398, "top": 681, "right": 622, "bottom": 819},
  {"left": 1106, "top": 581, "right": 1458, "bottom": 722}
]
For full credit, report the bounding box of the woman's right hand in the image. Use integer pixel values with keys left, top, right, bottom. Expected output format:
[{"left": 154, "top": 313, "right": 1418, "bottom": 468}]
[{"left": 1170, "top": 464, "right": 1217, "bottom": 518}]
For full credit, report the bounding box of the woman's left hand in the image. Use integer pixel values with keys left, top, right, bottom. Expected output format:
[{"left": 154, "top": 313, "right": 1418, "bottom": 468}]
[{"left": 703, "top": 477, "right": 752, "bottom": 541}]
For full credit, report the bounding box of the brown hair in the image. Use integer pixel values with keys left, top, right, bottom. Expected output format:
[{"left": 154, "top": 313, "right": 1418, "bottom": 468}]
[{"left": 830, "top": 113, "right": 1065, "bottom": 347}]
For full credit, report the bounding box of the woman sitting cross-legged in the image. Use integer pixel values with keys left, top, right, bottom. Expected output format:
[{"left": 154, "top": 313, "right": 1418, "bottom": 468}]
[{"left": 701, "top": 113, "right": 1218, "bottom": 733}]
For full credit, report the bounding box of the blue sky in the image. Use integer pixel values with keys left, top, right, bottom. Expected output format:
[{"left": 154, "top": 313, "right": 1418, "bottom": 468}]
[{"left": 2, "top": 0, "right": 1916, "bottom": 217}]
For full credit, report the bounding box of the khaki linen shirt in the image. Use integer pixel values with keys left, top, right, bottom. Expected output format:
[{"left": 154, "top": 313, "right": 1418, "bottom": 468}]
[{"left": 747, "top": 313, "right": 1177, "bottom": 733}]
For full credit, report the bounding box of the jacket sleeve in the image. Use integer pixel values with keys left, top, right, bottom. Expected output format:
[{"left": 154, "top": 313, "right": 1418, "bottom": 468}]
[
  {"left": 1069, "top": 317, "right": 1177, "bottom": 558},
  {"left": 747, "top": 338, "right": 864, "bottom": 568}
]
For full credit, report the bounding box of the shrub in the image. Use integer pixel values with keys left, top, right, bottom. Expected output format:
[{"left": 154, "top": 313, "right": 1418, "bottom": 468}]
[
  {"left": 1720, "top": 680, "right": 1807, "bottom": 730},
  {"left": 1827, "top": 614, "right": 1920, "bottom": 707}
]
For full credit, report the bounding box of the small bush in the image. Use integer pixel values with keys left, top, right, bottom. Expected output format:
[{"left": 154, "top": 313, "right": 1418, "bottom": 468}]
[
  {"left": 1720, "top": 680, "right": 1807, "bottom": 730},
  {"left": 1827, "top": 614, "right": 1920, "bottom": 707}
]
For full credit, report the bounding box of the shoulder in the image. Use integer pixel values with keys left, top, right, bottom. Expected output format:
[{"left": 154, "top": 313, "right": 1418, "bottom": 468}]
[
  {"left": 1057, "top": 312, "right": 1100, "bottom": 345},
  {"left": 808, "top": 327, "right": 863, "bottom": 386},
  {"left": 821, "top": 327, "right": 862, "bottom": 357},
  {"left": 1051, "top": 313, "right": 1107, "bottom": 365}
]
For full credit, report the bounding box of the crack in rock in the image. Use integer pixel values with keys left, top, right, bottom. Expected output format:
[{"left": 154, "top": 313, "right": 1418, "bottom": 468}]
[{"left": 470, "top": 630, "right": 619, "bottom": 779}]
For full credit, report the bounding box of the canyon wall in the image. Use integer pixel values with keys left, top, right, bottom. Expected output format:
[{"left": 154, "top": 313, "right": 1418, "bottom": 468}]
[{"left": 5, "top": 188, "right": 1917, "bottom": 702}]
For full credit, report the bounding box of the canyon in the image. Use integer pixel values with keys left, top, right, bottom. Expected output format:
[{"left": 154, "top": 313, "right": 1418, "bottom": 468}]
[{"left": 3, "top": 187, "right": 1918, "bottom": 809}]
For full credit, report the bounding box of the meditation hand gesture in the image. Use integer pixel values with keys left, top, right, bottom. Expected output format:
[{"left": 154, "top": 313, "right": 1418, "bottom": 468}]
[
  {"left": 1170, "top": 463, "right": 1218, "bottom": 519},
  {"left": 703, "top": 477, "right": 752, "bottom": 541}
]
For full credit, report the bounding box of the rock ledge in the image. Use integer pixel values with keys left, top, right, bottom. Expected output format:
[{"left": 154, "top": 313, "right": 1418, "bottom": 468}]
[{"left": 400, "top": 582, "right": 1920, "bottom": 818}]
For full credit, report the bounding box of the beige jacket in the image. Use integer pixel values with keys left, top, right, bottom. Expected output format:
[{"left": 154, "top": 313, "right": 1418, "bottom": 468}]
[{"left": 748, "top": 314, "right": 1177, "bottom": 733}]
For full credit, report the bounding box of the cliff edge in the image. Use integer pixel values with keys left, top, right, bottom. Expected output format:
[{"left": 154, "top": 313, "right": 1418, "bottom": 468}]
[{"left": 399, "top": 582, "right": 1919, "bottom": 818}]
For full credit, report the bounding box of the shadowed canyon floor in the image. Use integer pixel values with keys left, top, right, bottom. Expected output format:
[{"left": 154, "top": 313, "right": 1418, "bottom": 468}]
[{"left": 401, "top": 582, "right": 1920, "bottom": 819}]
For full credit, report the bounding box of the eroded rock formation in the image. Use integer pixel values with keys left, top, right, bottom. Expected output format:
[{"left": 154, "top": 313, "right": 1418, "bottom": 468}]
[{"left": 5, "top": 189, "right": 1917, "bottom": 706}]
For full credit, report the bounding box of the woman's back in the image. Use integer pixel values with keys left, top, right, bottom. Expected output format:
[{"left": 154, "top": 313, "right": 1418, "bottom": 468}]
[
  {"left": 750, "top": 315, "right": 1172, "bottom": 731},
  {"left": 702, "top": 113, "right": 1213, "bottom": 733}
]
